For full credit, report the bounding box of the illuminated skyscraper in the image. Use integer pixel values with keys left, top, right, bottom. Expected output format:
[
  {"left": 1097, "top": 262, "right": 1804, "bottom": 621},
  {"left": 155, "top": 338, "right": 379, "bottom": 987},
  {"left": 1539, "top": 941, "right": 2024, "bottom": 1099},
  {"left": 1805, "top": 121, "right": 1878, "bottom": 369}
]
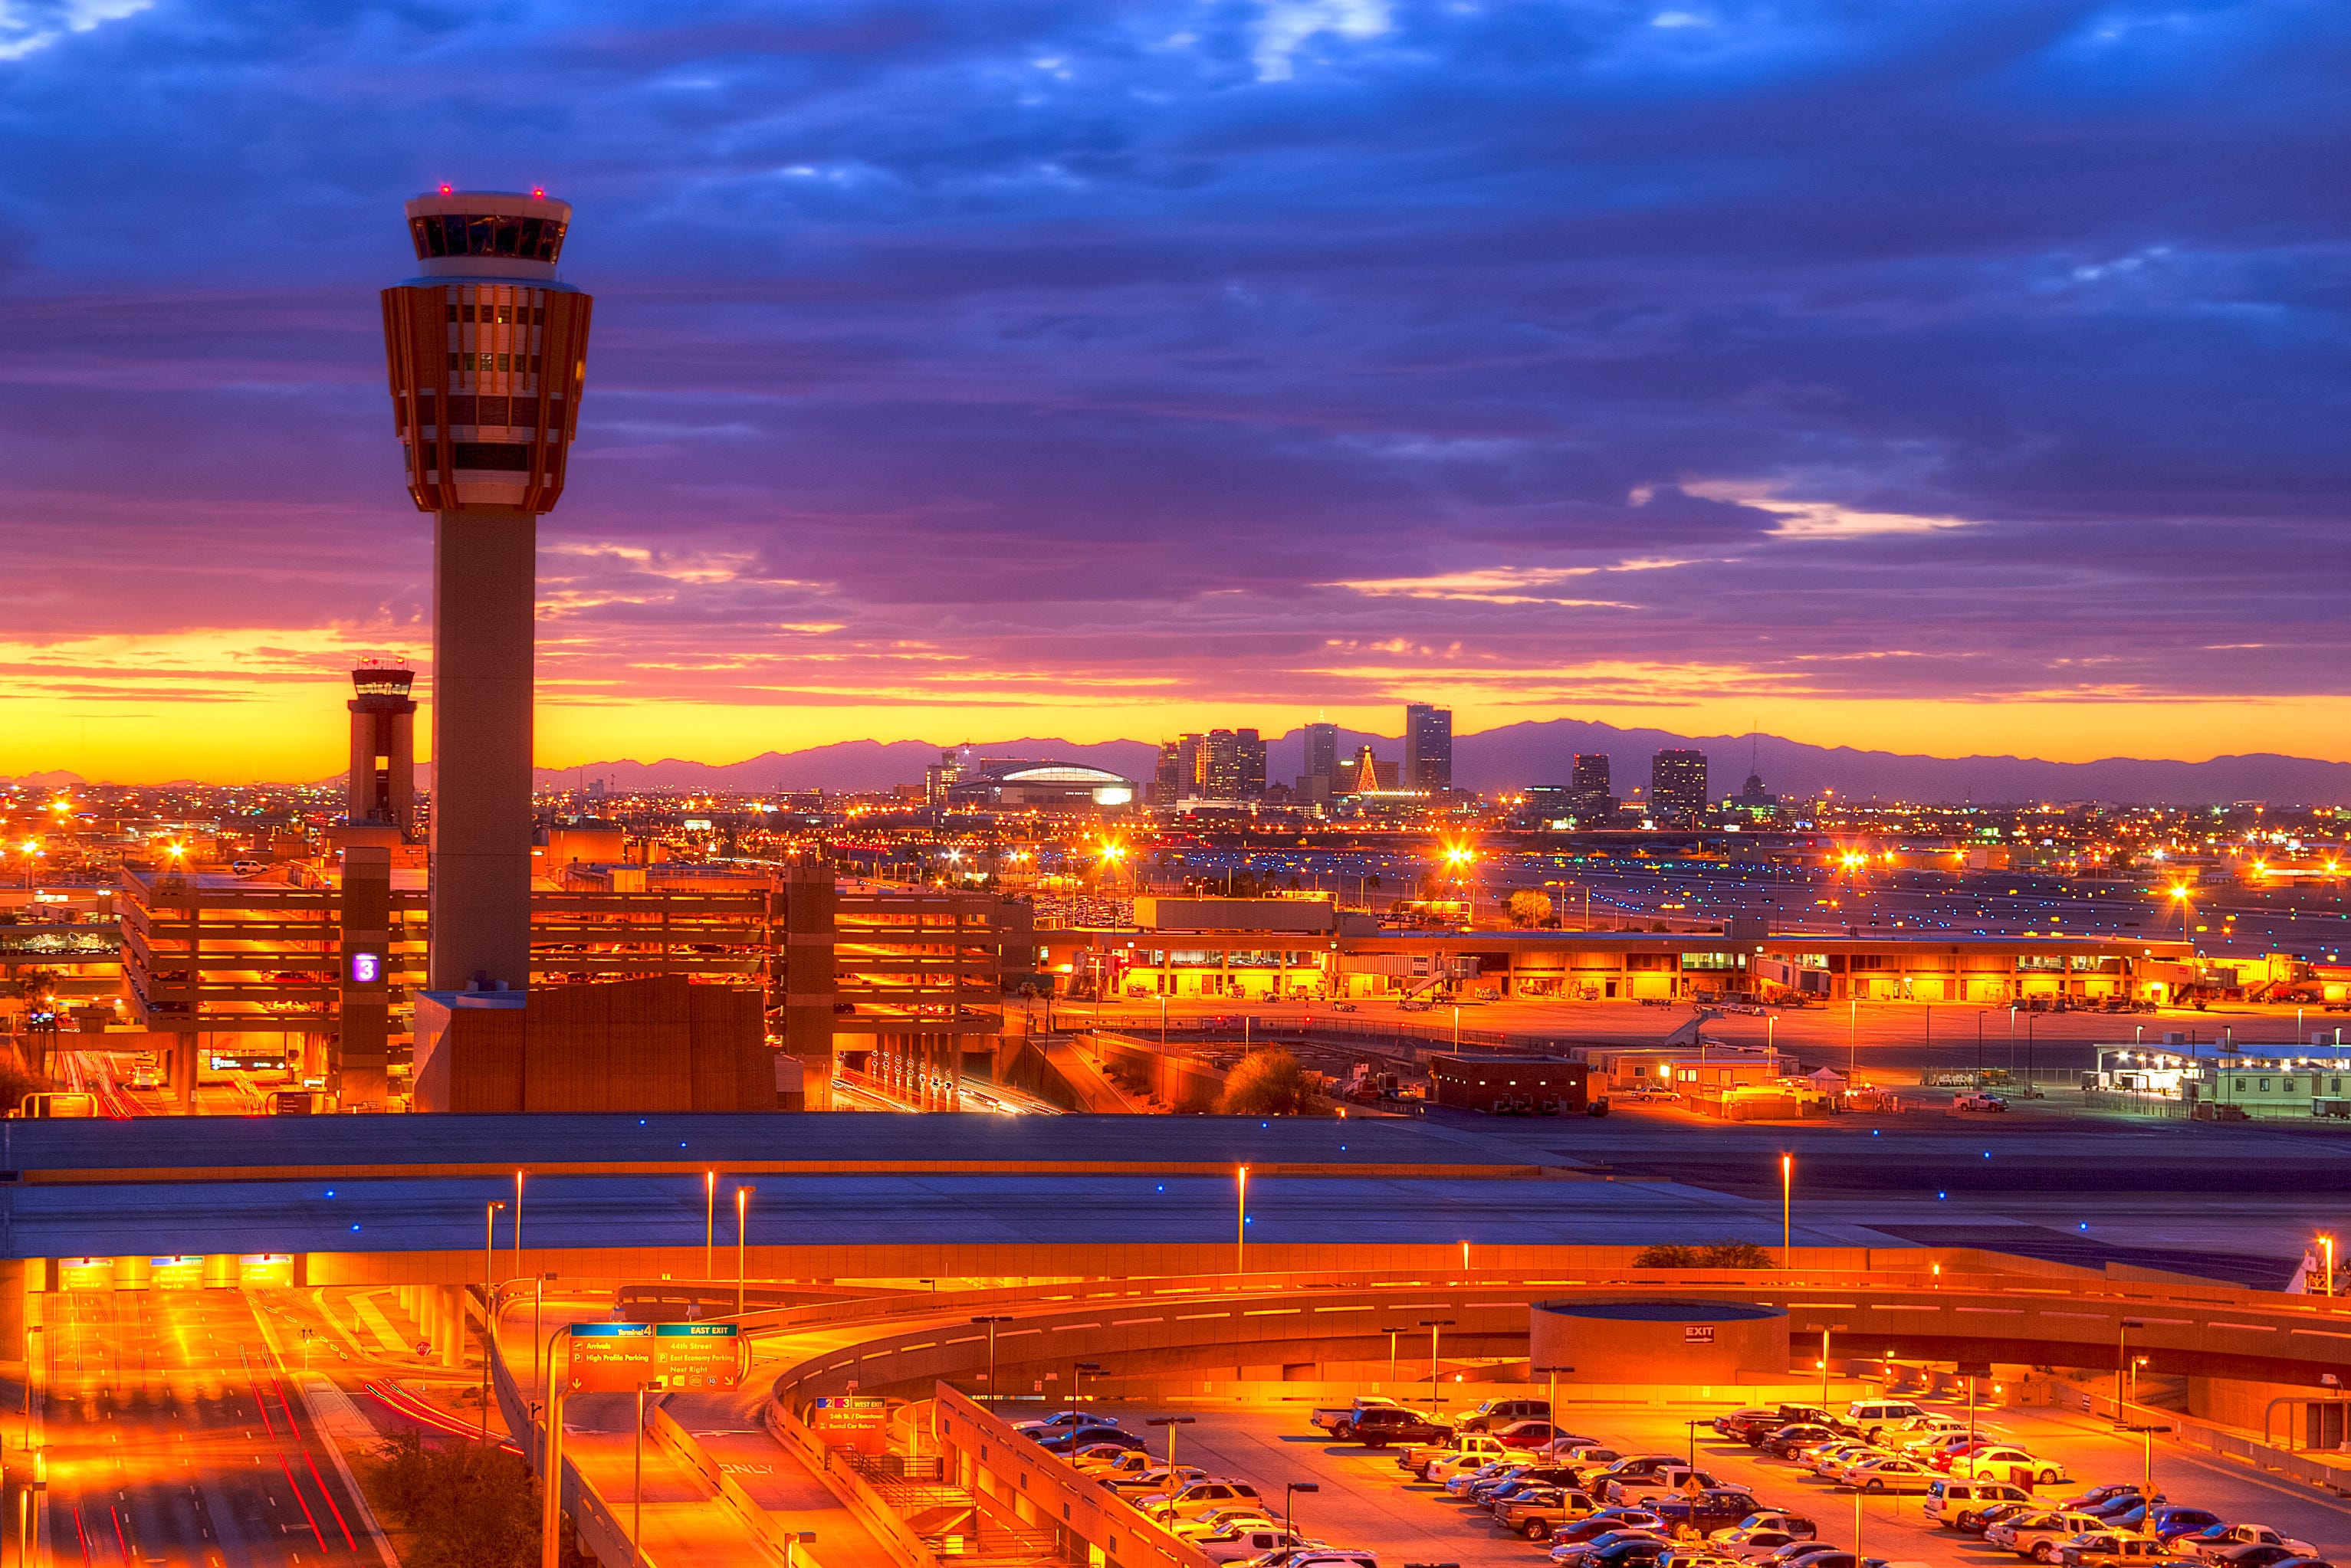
[
  {"left": 381, "top": 189, "right": 593, "bottom": 992},
  {"left": 1404, "top": 703, "right": 1453, "bottom": 792},
  {"left": 1650, "top": 748, "right": 1709, "bottom": 824}
]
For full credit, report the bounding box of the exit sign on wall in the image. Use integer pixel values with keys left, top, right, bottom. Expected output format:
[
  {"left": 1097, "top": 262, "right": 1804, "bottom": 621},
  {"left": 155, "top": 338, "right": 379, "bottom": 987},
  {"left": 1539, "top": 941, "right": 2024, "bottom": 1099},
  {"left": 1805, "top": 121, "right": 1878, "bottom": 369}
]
[{"left": 1683, "top": 1325, "right": 1716, "bottom": 1343}]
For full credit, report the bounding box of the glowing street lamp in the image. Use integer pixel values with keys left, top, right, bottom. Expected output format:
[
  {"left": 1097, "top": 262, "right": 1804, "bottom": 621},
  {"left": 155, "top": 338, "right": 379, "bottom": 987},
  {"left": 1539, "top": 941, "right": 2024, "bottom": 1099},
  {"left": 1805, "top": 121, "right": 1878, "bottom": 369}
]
[{"left": 1780, "top": 1154, "right": 1793, "bottom": 1269}]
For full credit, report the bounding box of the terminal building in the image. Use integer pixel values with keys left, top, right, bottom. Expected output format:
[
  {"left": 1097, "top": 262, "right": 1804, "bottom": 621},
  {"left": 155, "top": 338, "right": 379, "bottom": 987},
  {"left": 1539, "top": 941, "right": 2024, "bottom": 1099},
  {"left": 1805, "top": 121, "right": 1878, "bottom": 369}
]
[{"left": 1035, "top": 897, "right": 2198, "bottom": 1006}]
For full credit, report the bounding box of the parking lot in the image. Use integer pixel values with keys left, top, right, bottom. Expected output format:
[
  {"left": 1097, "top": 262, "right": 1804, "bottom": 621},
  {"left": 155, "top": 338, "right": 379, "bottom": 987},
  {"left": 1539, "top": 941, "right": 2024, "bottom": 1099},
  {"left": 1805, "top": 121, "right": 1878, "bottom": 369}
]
[{"left": 1114, "top": 1398, "right": 2351, "bottom": 1568}]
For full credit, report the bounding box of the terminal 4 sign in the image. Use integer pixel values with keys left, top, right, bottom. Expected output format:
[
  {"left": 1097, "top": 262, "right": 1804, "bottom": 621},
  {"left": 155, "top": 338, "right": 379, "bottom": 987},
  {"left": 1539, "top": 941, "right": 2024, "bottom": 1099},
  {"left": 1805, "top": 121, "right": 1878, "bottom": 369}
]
[{"left": 567, "top": 1322, "right": 742, "bottom": 1393}]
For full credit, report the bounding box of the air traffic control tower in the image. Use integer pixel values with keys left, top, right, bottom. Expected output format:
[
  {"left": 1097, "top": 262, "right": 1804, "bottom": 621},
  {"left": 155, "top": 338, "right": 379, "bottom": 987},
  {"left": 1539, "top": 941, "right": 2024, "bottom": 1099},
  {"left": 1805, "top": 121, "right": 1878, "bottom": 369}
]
[{"left": 381, "top": 189, "right": 593, "bottom": 994}]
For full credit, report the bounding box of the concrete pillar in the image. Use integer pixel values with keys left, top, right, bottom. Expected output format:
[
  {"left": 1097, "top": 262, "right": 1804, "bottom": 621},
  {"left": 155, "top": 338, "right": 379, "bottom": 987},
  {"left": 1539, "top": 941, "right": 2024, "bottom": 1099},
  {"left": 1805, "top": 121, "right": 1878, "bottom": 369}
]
[
  {"left": 428, "top": 505, "right": 537, "bottom": 994},
  {"left": 337, "top": 845, "right": 392, "bottom": 1108},
  {"left": 0, "top": 1260, "right": 25, "bottom": 1360}
]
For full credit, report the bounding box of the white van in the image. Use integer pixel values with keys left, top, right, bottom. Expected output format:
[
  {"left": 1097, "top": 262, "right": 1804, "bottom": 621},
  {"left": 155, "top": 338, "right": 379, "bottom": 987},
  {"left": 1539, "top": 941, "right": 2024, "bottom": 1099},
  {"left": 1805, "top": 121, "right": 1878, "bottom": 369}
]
[
  {"left": 1846, "top": 1399, "right": 1926, "bottom": 1435},
  {"left": 1923, "top": 1478, "right": 2032, "bottom": 1527}
]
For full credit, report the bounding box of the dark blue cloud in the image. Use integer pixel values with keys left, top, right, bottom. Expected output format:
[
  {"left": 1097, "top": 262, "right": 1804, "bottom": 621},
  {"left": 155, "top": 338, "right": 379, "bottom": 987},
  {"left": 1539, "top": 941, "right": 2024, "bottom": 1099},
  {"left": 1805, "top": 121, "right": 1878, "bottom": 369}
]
[{"left": 0, "top": 0, "right": 2346, "bottom": 725}]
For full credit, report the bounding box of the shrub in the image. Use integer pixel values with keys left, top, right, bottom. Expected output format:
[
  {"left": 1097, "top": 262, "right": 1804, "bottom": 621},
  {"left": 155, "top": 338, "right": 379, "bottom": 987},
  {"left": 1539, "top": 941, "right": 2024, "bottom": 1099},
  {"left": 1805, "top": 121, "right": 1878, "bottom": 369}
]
[
  {"left": 1505, "top": 891, "right": 1555, "bottom": 928},
  {"left": 1217, "top": 1048, "right": 1320, "bottom": 1116},
  {"left": 1634, "top": 1240, "right": 1775, "bottom": 1269},
  {"left": 367, "top": 1431, "right": 540, "bottom": 1568}
]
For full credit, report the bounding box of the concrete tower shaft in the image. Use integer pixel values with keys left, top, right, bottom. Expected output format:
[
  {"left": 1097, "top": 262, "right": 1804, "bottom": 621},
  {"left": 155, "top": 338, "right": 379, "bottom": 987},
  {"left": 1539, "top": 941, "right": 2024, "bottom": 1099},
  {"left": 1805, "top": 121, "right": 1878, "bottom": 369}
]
[
  {"left": 346, "top": 662, "right": 417, "bottom": 831},
  {"left": 381, "top": 189, "right": 593, "bottom": 995}
]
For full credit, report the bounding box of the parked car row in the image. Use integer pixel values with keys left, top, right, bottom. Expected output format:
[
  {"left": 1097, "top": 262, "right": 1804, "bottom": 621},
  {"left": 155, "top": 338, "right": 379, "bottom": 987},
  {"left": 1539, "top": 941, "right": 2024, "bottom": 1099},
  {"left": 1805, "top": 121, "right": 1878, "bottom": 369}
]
[
  {"left": 1021, "top": 1409, "right": 1380, "bottom": 1568},
  {"left": 1929, "top": 1478, "right": 2330, "bottom": 1568}
]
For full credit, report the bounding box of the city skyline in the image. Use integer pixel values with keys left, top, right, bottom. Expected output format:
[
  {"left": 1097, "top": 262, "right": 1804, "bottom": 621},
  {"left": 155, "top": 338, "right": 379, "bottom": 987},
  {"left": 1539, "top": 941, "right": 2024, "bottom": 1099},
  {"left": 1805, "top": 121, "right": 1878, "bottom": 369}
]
[{"left": 4, "top": 3, "right": 2349, "bottom": 782}]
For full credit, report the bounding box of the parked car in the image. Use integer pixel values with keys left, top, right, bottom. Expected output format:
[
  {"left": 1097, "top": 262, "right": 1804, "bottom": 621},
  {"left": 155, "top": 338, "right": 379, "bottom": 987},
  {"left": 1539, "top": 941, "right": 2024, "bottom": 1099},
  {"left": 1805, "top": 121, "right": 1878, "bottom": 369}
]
[
  {"left": 1647, "top": 1491, "right": 1768, "bottom": 1534},
  {"left": 2057, "top": 1487, "right": 2145, "bottom": 1515},
  {"left": 1496, "top": 1487, "right": 1601, "bottom": 1540},
  {"left": 1040, "top": 1426, "right": 1147, "bottom": 1455},
  {"left": 1808, "top": 1443, "right": 1885, "bottom": 1478},
  {"left": 2136, "top": 1509, "right": 2223, "bottom": 1540},
  {"left": 2056, "top": 1533, "right": 2198, "bottom": 1568},
  {"left": 1926, "top": 1481, "right": 2034, "bottom": 1530},
  {"left": 1199, "top": 1527, "right": 1318, "bottom": 1563},
  {"left": 1558, "top": 1537, "right": 1675, "bottom": 1568},
  {"left": 1604, "top": 1466, "right": 1721, "bottom": 1504},
  {"left": 1017, "top": 1409, "right": 1118, "bottom": 1434},
  {"left": 1890, "top": 1414, "right": 1971, "bottom": 1442},
  {"left": 1447, "top": 1459, "right": 1535, "bottom": 1497},
  {"left": 1955, "top": 1092, "right": 2009, "bottom": 1112},
  {"left": 1311, "top": 1396, "right": 1404, "bottom": 1438},
  {"left": 1105, "top": 1463, "right": 1206, "bottom": 1495},
  {"left": 1750, "top": 1543, "right": 1848, "bottom": 1568},
  {"left": 1072, "top": 1443, "right": 1142, "bottom": 1473},
  {"left": 1348, "top": 1407, "right": 1456, "bottom": 1449},
  {"left": 2185, "top": 1530, "right": 2320, "bottom": 1563},
  {"left": 1251, "top": 1552, "right": 1379, "bottom": 1568},
  {"left": 1546, "top": 1513, "right": 1671, "bottom": 1555},
  {"left": 1762, "top": 1425, "right": 1840, "bottom": 1458},
  {"left": 2205, "top": 1545, "right": 2318, "bottom": 1568},
  {"left": 1421, "top": 1435, "right": 1518, "bottom": 1482},
  {"left": 1844, "top": 1400, "right": 1928, "bottom": 1438},
  {"left": 1949, "top": 1447, "right": 2068, "bottom": 1488},
  {"left": 1497, "top": 1420, "right": 1565, "bottom": 1450},
  {"left": 1139, "top": 1480, "right": 1263, "bottom": 1522},
  {"left": 1913, "top": 1432, "right": 2006, "bottom": 1465},
  {"left": 1987, "top": 1511, "right": 2111, "bottom": 1560},
  {"left": 1177, "top": 1513, "right": 1280, "bottom": 1543},
  {"left": 1708, "top": 1513, "right": 1820, "bottom": 1550},
  {"left": 1477, "top": 1471, "right": 1584, "bottom": 1508},
  {"left": 1457, "top": 1397, "right": 1554, "bottom": 1434},
  {"left": 1840, "top": 1456, "right": 1938, "bottom": 1494}
]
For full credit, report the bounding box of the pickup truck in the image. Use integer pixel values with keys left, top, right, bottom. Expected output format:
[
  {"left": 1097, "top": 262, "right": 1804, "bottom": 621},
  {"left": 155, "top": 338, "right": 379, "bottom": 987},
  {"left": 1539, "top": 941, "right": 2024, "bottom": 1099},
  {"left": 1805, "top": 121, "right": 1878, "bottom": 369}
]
[
  {"left": 1351, "top": 1406, "right": 1454, "bottom": 1450},
  {"left": 2056, "top": 1534, "right": 2199, "bottom": 1568},
  {"left": 1492, "top": 1486, "right": 1599, "bottom": 1540},
  {"left": 1601, "top": 1465, "right": 1722, "bottom": 1505},
  {"left": 1310, "top": 1396, "right": 1404, "bottom": 1439}
]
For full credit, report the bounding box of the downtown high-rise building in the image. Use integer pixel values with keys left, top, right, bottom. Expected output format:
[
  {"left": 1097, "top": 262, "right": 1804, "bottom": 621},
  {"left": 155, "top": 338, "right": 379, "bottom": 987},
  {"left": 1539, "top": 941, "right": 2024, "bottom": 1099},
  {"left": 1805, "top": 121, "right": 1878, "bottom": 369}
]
[
  {"left": 1404, "top": 703, "right": 1453, "bottom": 793},
  {"left": 1570, "top": 752, "right": 1614, "bottom": 822},
  {"left": 1649, "top": 748, "right": 1710, "bottom": 824},
  {"left": 1307, "top": 723, "right": 1345, "bottom": 799},
  {"left": 1167, "top": 729, "right": 1266, "bottom": 803}
]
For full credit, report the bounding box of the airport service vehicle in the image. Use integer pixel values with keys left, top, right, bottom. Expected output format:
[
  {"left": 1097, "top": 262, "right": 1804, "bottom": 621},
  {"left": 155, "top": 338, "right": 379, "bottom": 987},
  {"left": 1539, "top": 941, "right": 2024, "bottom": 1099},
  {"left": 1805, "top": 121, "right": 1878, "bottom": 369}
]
[
  {"left": 1986, "top": 1511, "right": 2110, "bottom": 1560},
  {"left": 1840, "top": 1456, "right": 1937, "bottom": 1494},
  {"left": 2055, "top": 1533, "right": 2198, "bottom": 1568},
  {"left": 1352, "top": 1407, "right": 1454, "bottom": 1451},
  {"left": 1143, "top": 1480, "right": 1266, "bottom": 1525},
  {"left": 1926, "top": 1481, "right": 2034, "bottom": 1529},
  {"left": 1646, "top": 1491, "right": 1768, "bottom": 1533},
  {"left": 2185, "top": 1531, "right": 2319, "bottom": 1563},
  {"left": 1199, "top": 1527, "right": 1318, "bottom": 1563},
  {"left": 1457, "top": 1397, "right": 1555, "bottom": 1433},
  {"left": 1312, "top": 1397, "right": 1403, "bottom": 1438},
  {"left": 1955, "top": 1093, "right": 2009, "bottom": 1112},
  {"left": 1949, "top": 1447, "right": 2069, "bottom": 1488}
]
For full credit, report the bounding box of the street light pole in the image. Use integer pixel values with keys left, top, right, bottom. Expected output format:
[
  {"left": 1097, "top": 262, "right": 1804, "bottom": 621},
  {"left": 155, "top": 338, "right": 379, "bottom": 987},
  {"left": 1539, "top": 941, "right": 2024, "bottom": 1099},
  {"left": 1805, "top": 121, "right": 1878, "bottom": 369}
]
[
  {"left": 540, "top": 1326, "right": 573, "bottom": 1568},
  {"left": 1420, "top": 1318, "right": 1454, "bottom": 1413},
  {"left": 514, "top": 1169, "right": 525, "bottom": 1281},
  {"left": 1384, "top": 1326, "right": 1406, "bottom": 1387},
  {"left": 2117, "top": 1318, "right": 2145, "bottom": 1412},
  {"left": 704, "top": 1169, "right": 717, "bottom": 1281},
  {"left": 1236, "top": 1166, "right": 1249, "bottom": 1274},
  {"left": 1780, "top": 1154, "right": 1792, "bottom": 1270},
  {"left": 482, "top": 1199, "right": 505, "bottom": 1443},
  {"left": 736, "top": 1184, "right": 755, "bottom": 1314},
  {"left": 972, "top": 1315, "right": 1011, "bottom": 1403},
  {"left": 632, "top": 1381, "right": 647, "bottom": 1568},
  {"left": 1285, "top": 1482, "right": 1319, "bottom": 1536},
  {"left": 1806, "top": 1320, "right": 1847, "bottom": 1409}
]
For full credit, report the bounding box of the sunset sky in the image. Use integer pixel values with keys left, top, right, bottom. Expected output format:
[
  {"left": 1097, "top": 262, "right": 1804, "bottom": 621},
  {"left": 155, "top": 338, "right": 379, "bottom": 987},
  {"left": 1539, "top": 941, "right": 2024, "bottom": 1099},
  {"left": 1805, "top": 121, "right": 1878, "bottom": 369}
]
[{"left": 2, "top": 1, "right": 2346, "bottom": 784}]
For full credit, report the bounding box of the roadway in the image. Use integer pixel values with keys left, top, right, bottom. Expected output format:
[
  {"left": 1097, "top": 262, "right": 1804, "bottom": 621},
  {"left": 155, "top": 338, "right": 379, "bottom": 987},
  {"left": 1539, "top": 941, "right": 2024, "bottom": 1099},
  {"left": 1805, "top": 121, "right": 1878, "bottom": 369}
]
[{"left": 34, "top": 1285, "right": 379, "bottom": 1568}]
